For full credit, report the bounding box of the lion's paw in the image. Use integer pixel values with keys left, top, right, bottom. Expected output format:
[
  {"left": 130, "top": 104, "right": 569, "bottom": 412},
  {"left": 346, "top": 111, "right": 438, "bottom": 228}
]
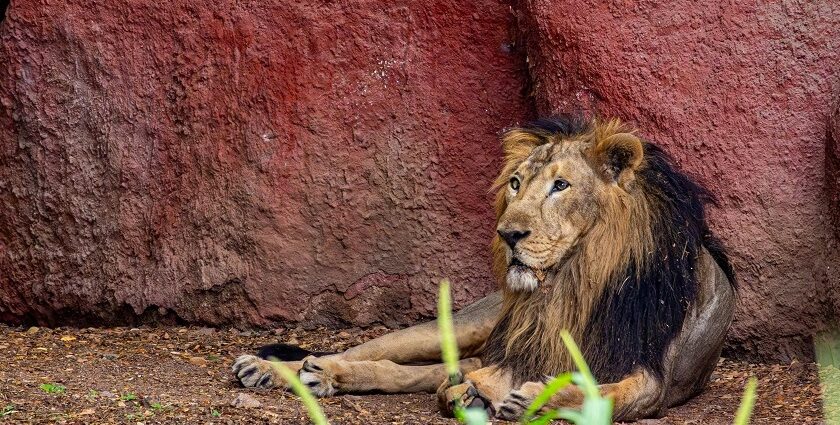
[
  {"left": 298, "top": 356, "right": 339, "bottom": 397},
  {"left": 437, "top": 381, "right": 493, "bottom": 417},
  {"left": 231, "top": 355, "right": 279, "bottom": 389},
  {"left": 496, "top": 388, "right": 535, "bottom": 421}
]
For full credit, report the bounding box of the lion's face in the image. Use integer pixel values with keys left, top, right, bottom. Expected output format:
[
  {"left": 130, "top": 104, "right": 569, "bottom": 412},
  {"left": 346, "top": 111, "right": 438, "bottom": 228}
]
[{"left": 495, "top": 126, "right": 643, "bottom": 292}]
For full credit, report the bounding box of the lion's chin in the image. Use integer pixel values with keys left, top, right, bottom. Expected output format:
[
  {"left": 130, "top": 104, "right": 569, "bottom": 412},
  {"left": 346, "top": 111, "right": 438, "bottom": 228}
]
[{"left": 506, "top": 266, "right": 540, "bottom": 292}]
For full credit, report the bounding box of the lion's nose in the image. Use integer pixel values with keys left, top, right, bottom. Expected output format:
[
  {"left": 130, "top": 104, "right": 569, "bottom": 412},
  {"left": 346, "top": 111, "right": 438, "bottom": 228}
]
[{"left": 497, "top": 229, "right": 530, "bottom": 249}]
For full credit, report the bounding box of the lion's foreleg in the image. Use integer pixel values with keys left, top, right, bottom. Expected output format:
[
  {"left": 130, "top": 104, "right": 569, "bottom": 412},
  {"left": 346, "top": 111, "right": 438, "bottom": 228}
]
[
  {"left": 497, "top": 369, "right": 664, "bottom": 421},
  {"left": 340, "top": 291, "right": 502, "bottom": 364},
  {"left": 297, "top": 356, "right": 483, "bottom": 396},
  {"left": 232, "top": 356, "right": 304, "bottom": 390},
  {"left": 437, "top": 366, "right": 515, "bottom": 417}
]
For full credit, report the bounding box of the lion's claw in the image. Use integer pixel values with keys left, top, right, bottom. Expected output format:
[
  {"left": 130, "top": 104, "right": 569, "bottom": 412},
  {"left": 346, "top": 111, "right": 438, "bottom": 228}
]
[
  {"left": 497, "top": 388, "right": 534, "bottom": 421},
  {"left": 438, "top": 381, "right": 494, "bottom": 417},
  {"left": 232, "top": 355, "right": 277, "bottom": 389},
  {"left": 298, "top": 356, "right": 338, "bottom": 397}
]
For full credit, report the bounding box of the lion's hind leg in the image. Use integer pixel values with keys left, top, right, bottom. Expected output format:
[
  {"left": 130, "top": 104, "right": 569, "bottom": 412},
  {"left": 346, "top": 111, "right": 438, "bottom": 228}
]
[{"left": 299, "top": 356, "right": 482, "bottom": 396}]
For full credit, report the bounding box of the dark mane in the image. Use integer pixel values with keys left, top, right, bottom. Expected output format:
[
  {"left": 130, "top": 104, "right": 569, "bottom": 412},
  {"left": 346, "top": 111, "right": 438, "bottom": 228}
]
[
  {"left": 582, "top": 142, "right": 735, "bottom": 383},
  {"left": 520, "top": 114, "right": 591, "bottom": 139}
]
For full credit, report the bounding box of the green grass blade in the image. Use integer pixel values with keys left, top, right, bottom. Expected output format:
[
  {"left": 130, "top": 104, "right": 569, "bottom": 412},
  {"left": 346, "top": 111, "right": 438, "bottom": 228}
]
[
  {"left": 438, "top": 279, "right": 461, "bottom": 386},
  {"left": 580, "top": 396, "right": 613, "bottom": 425},
  {"left": 459, "top": 407, "right": 489, "bottom": 425},
  {"left": 559, "top": 330, "right": 599, "bottom": 398},
  {"left": 816, "top": 330, "right": 840, "bottom": 423},
  {"left": 552, "top": 409, "right": 584, "bottom": 423},
  {"left": 272, "top": 362, "right": 330, "bottom": 425},
  {"left": 527, "top": 410, "right": 559, "bottom": 425},
  {"left": 522, "top": 372, "right": 573, "bottom": 422},
  {"left": 733, "top": 376, "right": 757, "bottom": 425}
]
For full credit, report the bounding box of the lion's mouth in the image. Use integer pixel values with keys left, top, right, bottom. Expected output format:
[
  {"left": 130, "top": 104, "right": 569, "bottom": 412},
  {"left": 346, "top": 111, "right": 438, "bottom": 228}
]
[
  {"left": 510, "top": 258, "right": 527, "bottom": 268},
  {"left": 506, "top": 258, "right": 547, "bottom": 291}
]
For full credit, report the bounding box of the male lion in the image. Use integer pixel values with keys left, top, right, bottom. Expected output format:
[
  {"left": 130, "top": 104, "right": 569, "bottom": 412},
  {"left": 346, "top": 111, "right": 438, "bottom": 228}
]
[{"left": 232, "top": 116, "right": 736, "bottom": 421}]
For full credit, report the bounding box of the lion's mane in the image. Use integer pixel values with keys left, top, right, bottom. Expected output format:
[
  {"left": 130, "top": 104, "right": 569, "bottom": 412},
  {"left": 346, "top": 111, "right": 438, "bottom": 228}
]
[{"left": 482, "top": 116, "right": 736, "bottom": 384}]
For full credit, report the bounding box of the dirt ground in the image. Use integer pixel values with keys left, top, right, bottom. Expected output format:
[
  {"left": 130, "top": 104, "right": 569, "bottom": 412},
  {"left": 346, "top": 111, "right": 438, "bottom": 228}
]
[{"left": 0, "top": 324, "right": 824, "bottom": 424}]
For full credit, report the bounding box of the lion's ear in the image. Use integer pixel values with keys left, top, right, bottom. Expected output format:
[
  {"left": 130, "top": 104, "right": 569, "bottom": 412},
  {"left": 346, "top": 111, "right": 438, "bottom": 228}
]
[
  {"left": 501, "top": 129, "right": 543, "bottom": 164},
  {"left": 592, "top": 132, "right": 644, "bottom": 185}
]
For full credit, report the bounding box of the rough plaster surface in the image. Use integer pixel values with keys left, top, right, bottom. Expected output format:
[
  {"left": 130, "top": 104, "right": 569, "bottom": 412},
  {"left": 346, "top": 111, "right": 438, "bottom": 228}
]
[
  {"left": 1, "top": 0, "right": 838, "bottom": 361},
  {"left": 0, "top": 1, "right": 530, "bottom": 327},
  {"left": 515, "top": 0, "right": 840, "bottom": 360}
]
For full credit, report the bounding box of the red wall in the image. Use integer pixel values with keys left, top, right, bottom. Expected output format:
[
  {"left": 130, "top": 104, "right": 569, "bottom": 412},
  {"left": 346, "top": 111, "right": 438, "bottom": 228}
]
[
  {"left": 518, "top": 0, "right": 840, "bottom": 360},
  {"left": 1, "top": 0, "right": 838, "bottom": 361},
  {"left": 0, "top": 1, "right": 530, "bottom": 327}
]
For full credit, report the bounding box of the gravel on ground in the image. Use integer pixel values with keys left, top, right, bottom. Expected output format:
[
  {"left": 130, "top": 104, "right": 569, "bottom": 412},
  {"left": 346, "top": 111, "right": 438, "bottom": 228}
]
[{"left": 0, "top": 324, "right": 824, "bottom": 424}]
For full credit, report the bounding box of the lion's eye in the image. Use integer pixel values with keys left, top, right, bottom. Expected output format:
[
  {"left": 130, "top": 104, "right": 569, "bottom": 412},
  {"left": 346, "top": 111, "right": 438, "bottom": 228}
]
[
  {"left": 551, "top": 179, "right": 570, "bottom": 193},
  {"left": 509, "top": 177, "right": 520, "bottom": 191}
]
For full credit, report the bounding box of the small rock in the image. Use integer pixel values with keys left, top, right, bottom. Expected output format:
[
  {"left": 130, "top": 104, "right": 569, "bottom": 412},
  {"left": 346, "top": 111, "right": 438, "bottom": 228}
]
[
  {"left": 26, "top": 326, "right": 40, "bottom": 334},
  {"left": 102, "top": 353, "right": 118, "bottom": 361},
  {"left": 337, "top": 331, "right": 351, "bottom": 338},
  {"left": 189, "top": 356, "right": 208, "bottom": 367},
  {"left": 117, "top": 401, "right": 127, "bottom": 408},
  {"left": 100, "top": 391, "right": 116, "bottom": 398},
  {"left": 79, "top": 408, "right": 95, "bottom": 415},
  {"left": 231, "top": 392, "right": 261, "bottom": 409},
  {"left": 286, "top": 337, "right": 299, "bottom": 345}
]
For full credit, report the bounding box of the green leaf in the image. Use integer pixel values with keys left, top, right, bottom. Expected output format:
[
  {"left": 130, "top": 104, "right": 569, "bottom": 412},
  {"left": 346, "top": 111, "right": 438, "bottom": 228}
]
[
  {"left": 733, "top": 376, "right": 757, "bottom": 425},
  {"left": 552, "top": 408, "right": 584, "bottom": 423},
  {"left": 521, "top": 373, "right": 573, "bottom": 422},
  {"left": 580, "top": 397, "right": 613, "bottom": 425},
  {"left": 271, "top": 362, "right": 330, "bottom": 425},
  {"left": 559, "top": 330, "right": 599, "bottom": 398},
  {"left": 437, "top": 279, "right": 461, "bottom": 386},
  {"left": 459, "top": 407, "right": 489, "bottom": 425}
]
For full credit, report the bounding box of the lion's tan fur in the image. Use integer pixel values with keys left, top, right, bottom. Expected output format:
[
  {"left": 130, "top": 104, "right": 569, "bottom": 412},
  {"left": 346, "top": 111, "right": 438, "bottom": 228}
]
[
  {"left": 487, "top": 118, "right": 656, "bottom": 379},
  {"left": 233, "top": 117, "right": 736, "bottom": 422}
]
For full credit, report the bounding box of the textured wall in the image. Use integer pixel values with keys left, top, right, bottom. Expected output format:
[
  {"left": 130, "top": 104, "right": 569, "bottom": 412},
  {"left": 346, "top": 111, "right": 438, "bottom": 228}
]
[
  {"left": 515, "top": 0, "right": 840, "bottom": 361},
  {"left": 1, "top": 0, "right": 839, "bottom": 362},
  {"left": 0, "top": 1, "right": 531, "bottom": 327}
]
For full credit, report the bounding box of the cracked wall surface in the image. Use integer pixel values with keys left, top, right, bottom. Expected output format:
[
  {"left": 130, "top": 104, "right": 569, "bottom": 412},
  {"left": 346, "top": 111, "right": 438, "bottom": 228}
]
[
  {"left": 514, "top": 0, "right": 840, "bottom": 361},
  {"left": 1, "top": 0, "right": 839, "bottom": 362},
  {"left": 0, "top": 0, "right": 531, "bottom": 328}
]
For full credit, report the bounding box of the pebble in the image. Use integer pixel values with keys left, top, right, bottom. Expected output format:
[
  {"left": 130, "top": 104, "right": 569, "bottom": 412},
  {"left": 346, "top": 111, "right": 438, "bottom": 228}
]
[
  {"left": 26, "top": 326, "right": 40, "bottom": 334},
  {"left": 189, "top": 356, "right": 208, "bottom": 367},
  {"left": 230, "top": 392, "right": 261, "bottom": 409}
]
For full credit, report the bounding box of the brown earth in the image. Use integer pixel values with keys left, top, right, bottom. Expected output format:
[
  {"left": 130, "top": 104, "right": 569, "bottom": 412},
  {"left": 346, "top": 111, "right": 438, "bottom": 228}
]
[{"left": 0, "top": 324, "right": 824, "bottom": 424}]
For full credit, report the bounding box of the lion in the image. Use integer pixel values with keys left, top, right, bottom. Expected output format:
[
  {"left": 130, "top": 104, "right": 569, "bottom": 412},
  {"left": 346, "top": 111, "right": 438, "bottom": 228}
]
[{"left": 231, "top": 116, "right": 736, "bottom": 422}]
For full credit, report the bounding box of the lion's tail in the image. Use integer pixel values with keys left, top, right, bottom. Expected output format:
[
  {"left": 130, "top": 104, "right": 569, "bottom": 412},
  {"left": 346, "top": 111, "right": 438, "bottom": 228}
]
[{"left": 256, "top": 343, "right": 336, "bottom": 361}]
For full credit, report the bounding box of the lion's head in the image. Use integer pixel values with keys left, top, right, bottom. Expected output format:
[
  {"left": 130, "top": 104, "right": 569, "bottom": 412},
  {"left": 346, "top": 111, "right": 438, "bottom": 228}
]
[
  {"left": 483, "top": 116, "right": 732, "bottom": 385},
  {"left": 491, "top": 117, "right": 646, "bottom": 293},
  {"left": 494, "top": 120, "right": 644, "bottom": 291}
]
